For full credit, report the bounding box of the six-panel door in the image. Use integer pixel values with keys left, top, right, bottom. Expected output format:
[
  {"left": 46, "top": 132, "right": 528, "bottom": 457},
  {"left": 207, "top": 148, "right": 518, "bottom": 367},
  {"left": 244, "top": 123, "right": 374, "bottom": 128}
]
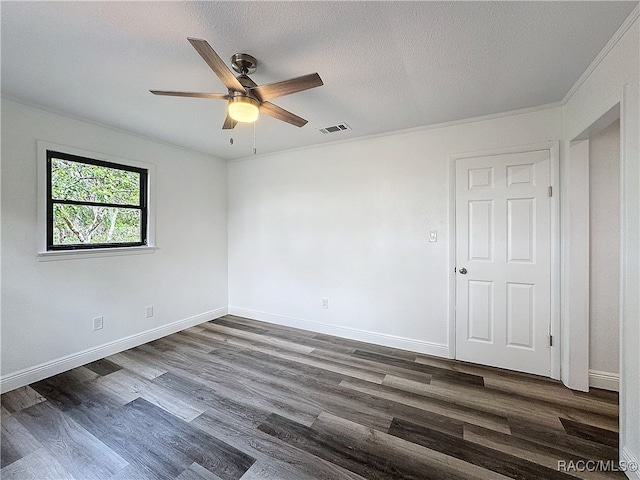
[{"left": 455, "top": 150, "right": 551, "bottom": 376}]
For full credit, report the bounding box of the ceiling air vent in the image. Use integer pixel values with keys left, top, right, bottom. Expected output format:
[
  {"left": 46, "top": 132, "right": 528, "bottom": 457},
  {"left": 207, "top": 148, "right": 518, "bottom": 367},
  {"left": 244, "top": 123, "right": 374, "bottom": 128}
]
[{"left": 318, "top": 123, "right": 351, "bottom": 134}]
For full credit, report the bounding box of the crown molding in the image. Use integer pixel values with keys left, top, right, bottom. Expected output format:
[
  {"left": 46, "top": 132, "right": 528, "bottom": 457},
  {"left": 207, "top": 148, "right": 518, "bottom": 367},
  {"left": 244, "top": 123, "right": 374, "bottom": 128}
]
[{"left": 561, "top": 4, "right": 639, "bottom": 106}]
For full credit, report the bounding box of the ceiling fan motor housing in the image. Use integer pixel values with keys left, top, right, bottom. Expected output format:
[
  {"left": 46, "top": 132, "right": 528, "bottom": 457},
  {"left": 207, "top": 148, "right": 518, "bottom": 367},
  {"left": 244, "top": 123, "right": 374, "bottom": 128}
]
[{"left": 229, "top": 90, "right": 260, "bottom": 105}]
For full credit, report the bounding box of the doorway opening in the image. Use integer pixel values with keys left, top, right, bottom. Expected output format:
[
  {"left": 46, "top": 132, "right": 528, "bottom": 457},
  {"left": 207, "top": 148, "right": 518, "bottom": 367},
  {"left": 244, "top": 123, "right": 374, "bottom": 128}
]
[{"left": 564, "top": 104, "right": 621, "bottom": 393}]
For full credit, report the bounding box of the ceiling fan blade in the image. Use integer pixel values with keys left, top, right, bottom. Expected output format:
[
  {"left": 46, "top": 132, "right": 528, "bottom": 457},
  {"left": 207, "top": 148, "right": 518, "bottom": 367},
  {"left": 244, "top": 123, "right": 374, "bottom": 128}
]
[
  {"left": 150, "top": 90, "right": 228, "bottom": 100},
  {"left": 222, "top": 114, "right": 237, "bottom": 130},
  {"left": 251, "top": 73, "right": 323, "bottom": 102},
  {"left": 187, "top": 37, "right": 246, "bottom": 93},
  {"left": 259, "top": 102, "right": 308, "bottom": 127}
]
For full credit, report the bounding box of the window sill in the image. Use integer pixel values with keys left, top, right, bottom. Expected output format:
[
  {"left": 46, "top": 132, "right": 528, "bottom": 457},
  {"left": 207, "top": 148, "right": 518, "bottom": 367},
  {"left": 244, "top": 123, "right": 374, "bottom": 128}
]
[{"left": 37, "top": 246, "right": 156, "bottom": 262}]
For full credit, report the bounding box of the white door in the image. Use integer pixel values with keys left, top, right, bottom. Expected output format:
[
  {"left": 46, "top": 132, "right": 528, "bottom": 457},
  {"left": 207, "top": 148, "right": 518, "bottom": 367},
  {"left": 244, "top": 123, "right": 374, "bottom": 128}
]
[{"left": 455, "top": 150, "right": 551, "bottom": 376}]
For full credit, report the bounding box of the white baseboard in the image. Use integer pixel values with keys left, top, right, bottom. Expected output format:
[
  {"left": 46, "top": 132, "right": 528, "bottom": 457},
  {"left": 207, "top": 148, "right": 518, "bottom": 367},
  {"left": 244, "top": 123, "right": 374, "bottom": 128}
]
[
  {"left": 621, "top": 446, "right": 640, "bottom": 479},
  {"left": 0, "top": 306, "right": 228, "bottom": 393},
  {"left": 589, "top": 369, "right": 620, "bottom": 392},
  {"left": 228, "top": 306, "right": 449, "bottom": 357}
]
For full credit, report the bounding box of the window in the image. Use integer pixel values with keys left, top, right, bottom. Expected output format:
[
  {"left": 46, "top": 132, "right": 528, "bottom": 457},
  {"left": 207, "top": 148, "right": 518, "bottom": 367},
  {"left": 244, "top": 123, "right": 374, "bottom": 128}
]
[{"left": 46, "top": 150, "right": 148, "bottom": 250}]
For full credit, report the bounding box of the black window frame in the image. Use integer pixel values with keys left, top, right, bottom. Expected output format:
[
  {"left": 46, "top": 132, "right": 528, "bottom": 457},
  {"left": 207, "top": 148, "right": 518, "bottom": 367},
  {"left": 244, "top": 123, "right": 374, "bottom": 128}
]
[{"left": 46, "top": 150, "right": 148, "bottom": 251}]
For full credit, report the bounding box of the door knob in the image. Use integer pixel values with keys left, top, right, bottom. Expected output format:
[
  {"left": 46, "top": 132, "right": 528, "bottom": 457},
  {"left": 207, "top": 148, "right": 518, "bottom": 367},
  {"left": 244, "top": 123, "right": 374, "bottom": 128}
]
[{"left": 459, "top": 267, "right": 467, "bottom": 275}]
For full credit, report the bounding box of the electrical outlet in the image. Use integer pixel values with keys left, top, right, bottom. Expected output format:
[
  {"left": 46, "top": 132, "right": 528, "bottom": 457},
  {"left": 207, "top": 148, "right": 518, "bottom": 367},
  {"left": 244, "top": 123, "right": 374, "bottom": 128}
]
[
  {"left": 322, "top": 298, "right": 329, "bottom": 309},
  {"left": 93, "top": 316, "right": 103, "bottom": 331},
  {"left": 429, "top": 230, "right": 437, "bottom": 242},
  {"left": 145, "top": 306, "right": 154, "bottom": 318}
]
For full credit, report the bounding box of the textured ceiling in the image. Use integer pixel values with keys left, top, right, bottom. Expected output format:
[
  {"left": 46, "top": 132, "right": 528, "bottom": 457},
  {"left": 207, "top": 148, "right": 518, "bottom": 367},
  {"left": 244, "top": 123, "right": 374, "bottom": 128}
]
[{"left": 1, "top": 1, "right": 636, "bottom": 160}]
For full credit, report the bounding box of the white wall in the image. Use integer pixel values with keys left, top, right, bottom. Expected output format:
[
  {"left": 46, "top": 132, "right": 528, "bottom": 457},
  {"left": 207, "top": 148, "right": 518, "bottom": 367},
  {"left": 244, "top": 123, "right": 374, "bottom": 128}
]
[
  {"left": 0, "top": 99, "right": 228, "bottom": 391},
  {"left": 589, "top": 119, "right": 620, "bottom": 389},
  {"left": 562, "top": 9, "right": 639, "bottom": 476},
  {"left": 228, "top": 107, "right": 562, "bottom": 356}
]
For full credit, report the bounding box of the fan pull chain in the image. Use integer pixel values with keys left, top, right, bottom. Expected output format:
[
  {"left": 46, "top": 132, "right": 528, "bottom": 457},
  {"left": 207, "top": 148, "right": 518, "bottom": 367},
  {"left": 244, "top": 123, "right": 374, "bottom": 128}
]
[{"left": 253, "top": 122, "right": 257, "bottom": 155}]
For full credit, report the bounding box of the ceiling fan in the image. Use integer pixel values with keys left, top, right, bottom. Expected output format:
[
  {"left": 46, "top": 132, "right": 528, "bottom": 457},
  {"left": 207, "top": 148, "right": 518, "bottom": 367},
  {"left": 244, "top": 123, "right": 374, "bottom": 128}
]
[{"left": 150, "top": 37, "right": 323, "bottom": 129}]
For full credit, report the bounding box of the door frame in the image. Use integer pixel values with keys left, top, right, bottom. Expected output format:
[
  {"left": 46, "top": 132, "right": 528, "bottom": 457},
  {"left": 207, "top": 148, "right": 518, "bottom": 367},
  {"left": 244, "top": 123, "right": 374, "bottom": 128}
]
[
  {"left": 562, "top": 91, "right": 623, "bottom": 392},
  {"left": 448, "top": 141, "right": 561, "bottom": 380}
]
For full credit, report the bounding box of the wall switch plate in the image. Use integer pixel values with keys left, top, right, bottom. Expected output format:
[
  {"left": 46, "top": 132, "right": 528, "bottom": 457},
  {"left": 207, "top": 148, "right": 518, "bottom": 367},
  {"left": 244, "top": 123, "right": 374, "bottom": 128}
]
[
  {"left": 321, "top": 298, "right": 329, "bottom": 309},
  {"left": 429, "top": 230, "right": 437, "bottom": 242},
  {"left": 93, "top": 316, "right": 104, "bottom": 331},
  {"left": 145, "top": 306, "right": 154, "bottom": 318}
]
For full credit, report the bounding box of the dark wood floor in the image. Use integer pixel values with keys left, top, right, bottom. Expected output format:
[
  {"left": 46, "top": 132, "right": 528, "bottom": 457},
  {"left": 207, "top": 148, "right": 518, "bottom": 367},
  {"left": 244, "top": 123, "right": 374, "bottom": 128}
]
[{"left": 1, "top": 315, "right": 621, "bottom": 479}]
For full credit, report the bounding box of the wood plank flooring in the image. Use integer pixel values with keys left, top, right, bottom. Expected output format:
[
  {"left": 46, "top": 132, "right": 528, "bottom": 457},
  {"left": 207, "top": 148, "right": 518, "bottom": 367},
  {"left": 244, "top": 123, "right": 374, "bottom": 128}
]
[{"left": 1, "top": 315, "right": 621, "bottom": 479}]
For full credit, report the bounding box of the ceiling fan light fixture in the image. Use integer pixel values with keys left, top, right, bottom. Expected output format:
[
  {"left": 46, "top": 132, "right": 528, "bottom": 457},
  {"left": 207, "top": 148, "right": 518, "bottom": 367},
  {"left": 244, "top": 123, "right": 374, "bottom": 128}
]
[{"left": 228, "top": 96, "right": 259, "bottom": 123}]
